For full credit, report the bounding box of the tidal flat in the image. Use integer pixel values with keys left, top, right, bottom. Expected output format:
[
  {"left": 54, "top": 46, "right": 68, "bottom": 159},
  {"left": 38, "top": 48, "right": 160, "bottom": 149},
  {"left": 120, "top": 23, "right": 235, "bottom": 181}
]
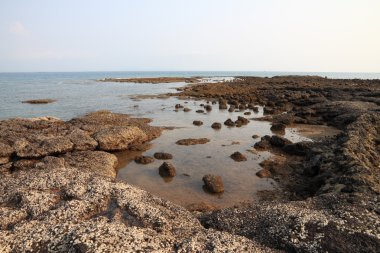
[{"left": 0, "top": 75, "right": 379, "bottom": 252}]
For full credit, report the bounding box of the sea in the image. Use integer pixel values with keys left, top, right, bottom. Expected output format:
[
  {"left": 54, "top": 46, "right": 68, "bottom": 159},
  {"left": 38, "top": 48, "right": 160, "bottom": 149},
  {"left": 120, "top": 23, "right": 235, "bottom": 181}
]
[{"left": 0, "top": 71, "right": 379, "bottom": 120}]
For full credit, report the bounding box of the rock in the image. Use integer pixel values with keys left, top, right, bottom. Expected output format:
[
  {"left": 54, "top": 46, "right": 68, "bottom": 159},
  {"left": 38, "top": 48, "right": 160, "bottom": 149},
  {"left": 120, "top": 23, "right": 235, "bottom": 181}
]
[
  {"left": 238, "top": 104, "right": 246, "bottom": 111},
  {"left": 252, "top": 135, "right": 260, "bottom": 139},
  {"left": 154, "top": 152, "right": 173, "bottom": 160},
  {"left": 93, "top": 126, "right": 147, "bottom": 151},
  {"left": 175, "top": 104, "right": 184, "bottom": 109},
  {"left": 0, "top": 142, "right": 14, "bottom": 157},
  {"left": 264, "top": 107, "right": 276, "bottom": 115},
  {"left": 183, "top": 108, "right": 191, "bottom": 112},
  {"left": 176, "top": 138, "right": 210, "bottom": 145},
  {"left": 256, "top": 169, "right": 271, "bottom": 178},
  {"left": 269, "top": 135, "right": 292, "bottom": 147},
  {"left": 128, "top": 143, "right": 152, "bottom": 152},
  {"left": 15, "top": 137, "right": 74, "bottom": 158},
  {"left": 219, "top": 103, "right": 228, "bottom": 110},
  {"left": 230, "top": 152, "right": 247, "bottom": 162},
  {"left": 22, "top": 99, "right": 56, "bottom": 104},
  {"left": 254, "top": 136, "right": 272, "bottom": 150},
  {"left": 244, "top": 112, "right": 251, "bottom": 115},
  {"left": 63, "top": 151, "right": 118, "bottom": 178},
  {"left": 158, "top": 162, "right": 176, "bottom": 177},
  {"left": 235, "top": 116, "right": 249, "bottom": 126},
  {"left": 193, "top": 120, "right": 203, "bottom": 126},
  {"left": 68, "top": 129, "right": 98, "bottom": 151},
  {"left": 196, "top": 110, "right": 205, "bottom": 113},
  {"left": 228, "top": 106, "right": 236, "bottom": 112},
  {"left": 224, "top": 119, "right": 235, "bottom": 127},
  {"left": 134, "top": 156, "right": 155, "bottom": 164},
  {"left": 270, "top": 123, "right": 286, "bottom": 133},
  {"left": 204, "top": 105, "right": 212, "bottom": 111},
  {"left": 202, "top": 174, "right": 224, "bottom": 193},
  {"left": 283, "top": 142, "right": 311, "bottom": 156},
  {"left": 211, "top": 122, "right": 222, "bottom": 129}
]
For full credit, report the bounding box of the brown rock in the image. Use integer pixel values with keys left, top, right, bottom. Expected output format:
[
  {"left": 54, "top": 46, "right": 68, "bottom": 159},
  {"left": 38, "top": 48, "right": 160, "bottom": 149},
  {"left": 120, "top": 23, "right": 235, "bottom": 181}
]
[
  {"left": 211, "top": 122, "right": 222, "bottom": 129},
  {"left": 68, "top": 129, "right": 98, "bottom": 151},
  {"left": 134, "top": 156, "right": 155, "bottom": 164},
  {"left": 224, "top": 119, "right": 235, "bottom": 127},
  {"left": 269, "top": 135, "right": 292, "bottom": 147},
  {"left": 176, "top": 138, "right": 210, "bottom": 145},
  {"left": 154, "top": 152, "right": 173, "bottom": 160},
  {"left": 196, "top": 110, "right": 205, "bottom": 113},
  {"left": 204, "top": 105, "right": 212, "bottom": 111},
  {"left": 256, "top": 168, "right": 272, "bottom": 178},
  {"left": 93, "top": 126, "right": 147, "bottom": 151},
  {"left": 14, "top": 137, "right": 74, "bottom": 158},
  {"left": 158, "top": 162, "right": 176, "bottom": 177},
  {"left": 193, "top": 120, "right": 203, "bottom": 126},
  {"left": 22, "top": 99, "right": 56, "bottom": 104},
  {"left": 270, "top": 123, "right": 286, "bottom": 133},
  {"left": 202, "top": 174, "right": 224, "bottom": 193},
  {"left": 230, "top": 152, "right": 247, "bottom": 162}
]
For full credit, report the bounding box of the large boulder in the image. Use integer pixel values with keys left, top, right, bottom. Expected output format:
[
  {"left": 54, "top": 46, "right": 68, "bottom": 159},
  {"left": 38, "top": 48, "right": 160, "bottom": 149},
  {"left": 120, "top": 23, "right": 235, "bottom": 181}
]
[{"left": 202, "top": 174, "right": 224, "bottom": 193}]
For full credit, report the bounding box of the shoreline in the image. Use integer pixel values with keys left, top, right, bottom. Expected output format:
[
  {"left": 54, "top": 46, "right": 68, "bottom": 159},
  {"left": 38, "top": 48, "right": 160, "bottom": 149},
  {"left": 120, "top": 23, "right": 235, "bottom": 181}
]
[{"left": 0, "top": 76, "right": 379, "bottom": 252}]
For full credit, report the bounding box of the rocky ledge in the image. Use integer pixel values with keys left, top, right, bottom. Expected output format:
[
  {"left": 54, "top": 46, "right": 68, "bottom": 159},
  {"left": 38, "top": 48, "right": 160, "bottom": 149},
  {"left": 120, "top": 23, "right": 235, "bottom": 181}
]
[{"left": 0, "top": 110, "right": 276, "bottom": 252}]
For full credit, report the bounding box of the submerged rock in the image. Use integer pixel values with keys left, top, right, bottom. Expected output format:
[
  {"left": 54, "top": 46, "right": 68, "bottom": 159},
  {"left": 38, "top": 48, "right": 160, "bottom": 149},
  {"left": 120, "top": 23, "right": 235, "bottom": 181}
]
[
  {"left": 256, "top": 168, "right": 272, "bottom": 178},
  {"left": 176, "top": 138, "right": 210, "bottom": 145},
  {"left": 202, "top": 174, "right": 224, "bottom": 193},
  {"left": 134, "top": 155, "right": 155, "bottom": 165},
  {"left": 159, "top": 162, "right": 176, "bottom": 177},
  {"left": 154, "top": 152, "right": 173, "bottom": 160}
]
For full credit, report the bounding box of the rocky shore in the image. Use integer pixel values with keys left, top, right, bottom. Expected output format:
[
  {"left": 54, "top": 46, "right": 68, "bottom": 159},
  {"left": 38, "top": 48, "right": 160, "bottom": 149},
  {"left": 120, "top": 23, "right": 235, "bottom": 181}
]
[
  {"left": 100, "top": 77, "right": 200, "bottom": 84},
  {"left": 1, "top": 76, "right": 379, "bottom": 252}
]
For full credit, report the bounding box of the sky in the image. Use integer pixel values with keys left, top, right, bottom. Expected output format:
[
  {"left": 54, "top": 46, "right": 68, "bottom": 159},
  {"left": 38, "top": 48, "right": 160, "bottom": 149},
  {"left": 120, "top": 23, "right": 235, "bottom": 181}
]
[{"left": 0, "top": 0, "right": 379, "bottom": 72}]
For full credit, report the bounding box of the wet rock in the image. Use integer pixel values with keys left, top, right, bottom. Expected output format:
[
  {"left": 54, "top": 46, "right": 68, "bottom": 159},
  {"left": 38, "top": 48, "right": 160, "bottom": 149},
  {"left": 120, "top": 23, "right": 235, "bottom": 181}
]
[
  {"left": 283, "top": 142, "right": 311, "bottom": 156},
  {"left": 158, "top": 162, "right": 176, "bottom": 177},
  {"left": 219, "top": 103, "right": 228, "bottom": 110},
  {"left": 270, "top": 123, "right": 286, "bottom": 133},
  {"left": 183, "top": 108, "right": 191, "bottom": 112},
  {"left": 269, "top": 135, "right": 292, "bottom": 147},
  {"left": 256, "top": 168, "right": 272, "bottom": 178},
  {"left": 235, "top": 116, "right": 249, "bottom": 126},
  {"left": 128, "top": 143, "right": 152, "bottom": 152},
  {"left": 224, "top": 119, "right": 235, "bottom": 127},
  {"left": 186, "top": 202, "right": 216, "bottom": 212},
  {"left": 154, "top": 152, "right": 173, "bottom": 160},
  {"left": 176, "top": 138, "right": 210, "bottom": 145},
  {"left": 93, "top": 126, "right": 147, "bottom": 151},
  {"left": 254, "top": 136, "right": 272, "bottom": 150},
  {"left": 238, "top": 104, "right": 246, "bottom": 111},
  {"left": 63, "top": 151, "right": 118, "bottom": 178},
  {"left": 204, "top": 105, "right": 212, "bottom": 111},
  {"left": 134, "top": 156, "right": 155, "bottom": 165},
  {"left": 211, "top": 122, "right": 222, "bottom": 129},
  {"left": 175, "top": 104, "right": 184, "bottom": 109},
  {"left": 202, "top": 174, "right": 224, "bottom": 193},
  {"left": 196, "top": 110, "right": 205, "bottom": 113},
  {"left": 230, "top": 152, "right": 247, "bottom": 162},
  {"left": 228, "top": 106, "right": 236, "bottom": 112},
  {"left": 193, "top": 120, "right": 203, "bottom": 126},
  {"left": 252, "top": 135, "right": 260, "bottom": 139},
  {"left": 244, "top": 112, "right": 251, "bottom": 116},
  {"left": 22, "top": 99, "right": 56, "bottom": 104}
]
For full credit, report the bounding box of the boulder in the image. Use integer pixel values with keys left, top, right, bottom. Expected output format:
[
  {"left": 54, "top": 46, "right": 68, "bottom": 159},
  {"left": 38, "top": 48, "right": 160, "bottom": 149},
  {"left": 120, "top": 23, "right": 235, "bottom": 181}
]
[
  {"left": 270, "top": 123, "right": 286, "bottom": 133},
  {"left": 202, "top": 174, "right": 224, "bottom": 193},
  {"left": 269, "top": 135, "right": 292, "bottom": 147},
  {"left": 158, "top": 162, "right": 176, "bottom": 177},
  {"left": 93, "top": 126, "right": 147, "bottom": 151},
  {"left": 256, "top": 169, "right": 272, "bottom": 178}
]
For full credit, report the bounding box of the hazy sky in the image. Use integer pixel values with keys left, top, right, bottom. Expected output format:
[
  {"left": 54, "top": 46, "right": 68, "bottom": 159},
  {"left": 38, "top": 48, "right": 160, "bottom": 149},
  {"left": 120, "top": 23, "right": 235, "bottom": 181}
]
[{"left": 0, "top": 0, "right": 379, "bottom": 72}]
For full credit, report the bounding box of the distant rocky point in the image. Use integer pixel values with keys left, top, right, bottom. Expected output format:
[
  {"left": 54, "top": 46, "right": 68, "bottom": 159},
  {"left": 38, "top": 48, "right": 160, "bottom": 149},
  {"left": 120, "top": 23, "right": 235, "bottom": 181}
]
[{"left": 22, "top": 99, "right": 56, "bottom": 104}]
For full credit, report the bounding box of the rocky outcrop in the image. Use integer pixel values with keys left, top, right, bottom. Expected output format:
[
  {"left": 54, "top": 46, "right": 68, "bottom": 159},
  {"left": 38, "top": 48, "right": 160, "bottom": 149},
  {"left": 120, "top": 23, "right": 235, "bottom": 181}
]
[{"left": 176, "top": 138, "right": 210, "bottom": 145}]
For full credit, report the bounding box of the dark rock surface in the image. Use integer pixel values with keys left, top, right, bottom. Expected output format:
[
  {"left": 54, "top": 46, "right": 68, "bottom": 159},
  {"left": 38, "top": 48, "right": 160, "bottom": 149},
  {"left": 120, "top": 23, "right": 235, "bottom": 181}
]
[
  {"left": 153, "top": 152, "right": 173, "bottom": 160},
  {"left": 211, "top": 122, "right": 222, "bottom": 129},
  {"left": 176, "top": 138, "right": 210, "bottom": 145},
  {"left": 202, "top": 174, "right": 224, "bottom": 193},
  {"left": 193, "top": 120, "right": 203, "bottom": 126},
  {"left": 158, "top": 162, "right": 176, "bottom": 177},
  {"left": 230, "top": 151, "right": 247, "bottom": 162},
  {"left": 134, "top": 155, "right": 155, "bottom": 164}
]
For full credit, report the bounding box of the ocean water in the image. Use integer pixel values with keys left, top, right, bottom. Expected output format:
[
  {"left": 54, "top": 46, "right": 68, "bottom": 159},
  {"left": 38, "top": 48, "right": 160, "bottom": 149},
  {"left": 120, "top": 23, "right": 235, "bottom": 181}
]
[{"left": 0, "top": 71, "right": 379, "bottom": 120}]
